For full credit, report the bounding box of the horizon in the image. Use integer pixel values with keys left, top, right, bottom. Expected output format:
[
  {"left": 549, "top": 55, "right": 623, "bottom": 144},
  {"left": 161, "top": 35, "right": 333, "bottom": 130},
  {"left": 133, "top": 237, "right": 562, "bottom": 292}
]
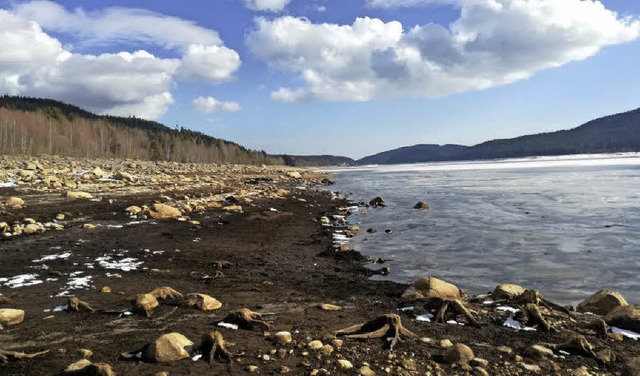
[{"left": 1, "top": 1, "right": 639, "bottom": 159}]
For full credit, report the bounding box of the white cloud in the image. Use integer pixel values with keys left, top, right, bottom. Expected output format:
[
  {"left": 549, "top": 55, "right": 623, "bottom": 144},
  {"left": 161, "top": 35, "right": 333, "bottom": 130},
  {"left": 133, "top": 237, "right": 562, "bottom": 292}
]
[
  {"left": 179, "top": 44, "right": 241, "bottom": 82},
  {"left": 0, "top": 2, "right": 241, "bottom": 120},
  {"left": 193, "top": 97, "right": 242, "bottom": 113},
  {"left": 243, "top": 0, "right": 291, "bottom": 12},
  {"left": 247, "top": 0, "right": 640, "bottom": 102}
]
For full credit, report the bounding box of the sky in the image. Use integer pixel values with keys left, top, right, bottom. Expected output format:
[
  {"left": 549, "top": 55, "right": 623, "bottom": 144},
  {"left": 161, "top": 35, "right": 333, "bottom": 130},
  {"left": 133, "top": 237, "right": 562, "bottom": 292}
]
[{"left": 0, "top": 0, "right": 639, "bottom": 159}]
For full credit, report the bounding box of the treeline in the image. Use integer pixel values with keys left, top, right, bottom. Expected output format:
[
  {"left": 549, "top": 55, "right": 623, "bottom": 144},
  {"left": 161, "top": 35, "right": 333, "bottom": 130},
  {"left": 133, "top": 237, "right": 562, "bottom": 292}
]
[
  {"left": 0, "top": 96, "right": 280, "bottom": 165},
  {"left": 359, "top": 106, "right": 640, "bottom": 164}
]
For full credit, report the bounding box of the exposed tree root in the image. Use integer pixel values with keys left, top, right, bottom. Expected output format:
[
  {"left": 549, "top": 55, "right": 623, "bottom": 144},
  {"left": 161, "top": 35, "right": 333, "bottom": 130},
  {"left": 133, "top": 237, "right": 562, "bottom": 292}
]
[
  {"left": 222, "top": 308, "right": 272, "bottom": 331},
  {"left": 335, "top": 314, "right": 416, "bottom": 350},
  {"left": 0, "top": 349, "right": 49, "bottom": 364},
  {"left": 148, "top": 287, "right": 183, "bottom": 301},
  {"left": 426, "top": 298, "right": 481, "bottom": 327},
  {"left": 67, "top": 297, "right": 95, "bottom": 312},
  {"left": 200, "top": 331, "right": 236, "bottom": 364},
  {"left": 541, "top": 334, "right": 598, "bottom": 359}
]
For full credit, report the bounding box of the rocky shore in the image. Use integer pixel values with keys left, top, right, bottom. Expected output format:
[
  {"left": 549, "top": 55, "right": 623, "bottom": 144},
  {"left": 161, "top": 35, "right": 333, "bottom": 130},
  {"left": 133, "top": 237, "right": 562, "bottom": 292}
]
[{"left": 0, "top": 156, "right": 639, "bottom": 375}]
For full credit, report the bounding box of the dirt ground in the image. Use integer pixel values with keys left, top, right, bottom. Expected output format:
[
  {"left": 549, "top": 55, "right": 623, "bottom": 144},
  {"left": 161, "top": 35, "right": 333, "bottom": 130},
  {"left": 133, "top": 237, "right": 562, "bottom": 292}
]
[{"left": 0, "top": 183, "right": 639, "bottom": 376}]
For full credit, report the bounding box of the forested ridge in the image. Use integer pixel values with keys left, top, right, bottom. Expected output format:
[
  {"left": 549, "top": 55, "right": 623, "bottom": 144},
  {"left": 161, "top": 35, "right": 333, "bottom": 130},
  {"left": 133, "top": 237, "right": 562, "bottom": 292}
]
[
  {"left": 359, "top": 107, "right": 640, "bottom": 164},
  {"left": 0, "top": 95, "right": 282, "bottom": 165}
]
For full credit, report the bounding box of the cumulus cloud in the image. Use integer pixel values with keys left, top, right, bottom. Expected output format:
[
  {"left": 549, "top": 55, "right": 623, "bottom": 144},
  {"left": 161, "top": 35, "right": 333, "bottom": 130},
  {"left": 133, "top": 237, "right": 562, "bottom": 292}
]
[
  {"left": 193, "top": 97, "right": 242, "bottom": 113},
  {"left": 247, "top": 0, "right": 640, "bottom": 102},
  {"left": 243, "top": 0, "right": 291, "bottom": 12},
  {"left": 0, "top": 1, "right": 241, "bottom": 120}
]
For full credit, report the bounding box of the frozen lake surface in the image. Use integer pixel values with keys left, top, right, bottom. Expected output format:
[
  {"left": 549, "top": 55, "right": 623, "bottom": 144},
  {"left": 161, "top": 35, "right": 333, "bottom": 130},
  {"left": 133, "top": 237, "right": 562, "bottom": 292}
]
[{"left": 327, "top": 153, "right": 640, "bottom": 306}]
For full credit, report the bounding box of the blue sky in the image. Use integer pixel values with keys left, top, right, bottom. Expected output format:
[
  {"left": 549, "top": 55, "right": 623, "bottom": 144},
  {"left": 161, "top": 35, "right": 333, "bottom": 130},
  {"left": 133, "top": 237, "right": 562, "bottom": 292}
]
[{"left": 0, "top": 0, "right": 639, "bottom": 159}]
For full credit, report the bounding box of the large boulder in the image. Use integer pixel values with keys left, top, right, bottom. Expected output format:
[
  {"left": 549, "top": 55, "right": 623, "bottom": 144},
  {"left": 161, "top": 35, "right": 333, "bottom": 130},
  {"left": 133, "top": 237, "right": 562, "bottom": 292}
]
[
  {"left": 490, "top": 284, "right": 527, "bottom": 300},
  {"left": 148, "top": 204, "right": 181, "bottom": 219},
  {"left": 401, "top": 277, "right": 462, "bottom": 302},
  {"left": 0, "top": 309, "right": 25, "bottom": 326},
  {"left": 185, "top": 293, "right": 222, "bottom": 311},
  {"left": 145, "top": 333, "right": 194, "bottom": 363},
  {"left": 605, "top": 305, "right": 640, "bottom": 332},
  {"left": 577, "top": 289, "right": 628, "bottom": 316}
]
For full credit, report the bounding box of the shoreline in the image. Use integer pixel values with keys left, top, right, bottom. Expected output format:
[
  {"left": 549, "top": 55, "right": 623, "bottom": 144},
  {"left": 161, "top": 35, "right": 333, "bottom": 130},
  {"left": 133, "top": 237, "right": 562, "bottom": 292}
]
[{"left": 0, "top": 156, "right": 638, "bottom": 375}]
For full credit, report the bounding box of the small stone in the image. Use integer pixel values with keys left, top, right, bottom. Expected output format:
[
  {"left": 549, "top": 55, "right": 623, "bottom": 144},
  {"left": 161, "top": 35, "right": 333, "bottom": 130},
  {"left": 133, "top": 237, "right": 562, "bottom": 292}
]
[
  {"left": 443, "top": 343, "right": 474, "bottom": 364},
  {"left": 308, "top": 340, "right": 323, "bottom": 350},
  {"left": 82, "top": 224, "right": 96, "bottom": 229},
  {"left": 0, "top": 309, "right": 25, "bottom": 326},
  {"left": 358, "top": 365, "right": 376, "bottom": 376},
  {"left": 320, "top": 344, "right": 334, "bottom": 356},
  {"left": 125, "top": 206, "right": 142, "bottom": 215},
  {"left": 222, "top": 205, "right": 243, "bottom": 213},
  {"left": 56, "top": 213, "right": 65, "bottom": 220},
  {"left": 155, "top": 372, "right": 169, "bottom": 376},
  {"left": 439, "top": 339, "right": 453, "bottom": 349},
  {"left": 319, "top": 303, "right": 341, "bottom": 311},
  {"left": 496, "top": 346, "right": 513, "bottom": 355},
  {"left": 262, "top": 354, "right": 271, "bottom": 361},
  {"left": 99, "top": 286, "right": 111, "bottom": 293},
  {"left": 337, "top": 359, "right": 354, "bottom": 369},
  {"left": 245, "top": 365, "right": 259, "bottom": 373},
  {"left": 524, "top": 345, "right": 554, "bottom": 361},
  {"left": 65, "top": 191, "right": 94, "bottom": 199},
  {"left": 470, "top": 358, "right": 489, "bottom": 368},
  {"left": 279, "top": 365, "right": 291, "bottom": 373},
  {"left": 275, "top": 331, "right": 293, "bottom": 345},
  {"left": 77, "top": 348, "right": 93, "bottom": 358},
  {"left": 277, "top": 348, "right": 288, "bottom": 359},
  {"left": 472, "top": 367, "right": 489, "bottom": 376},
  {"left": 332, "top": 339, "right": 343, "bottom": 348},
  {"left": 521, "top": 363, "right": 542, "bottom": 372},
  {"left": 419, "top": 337, "right": 433, "bottom": 344}
]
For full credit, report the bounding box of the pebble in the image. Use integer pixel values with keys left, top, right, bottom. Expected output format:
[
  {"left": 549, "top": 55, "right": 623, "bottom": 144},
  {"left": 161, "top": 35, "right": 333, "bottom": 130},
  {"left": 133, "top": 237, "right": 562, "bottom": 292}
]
[
  {"left": 275, "top": 331, "right": 293, "bottom": 344},
  {"left": 337, "top": 359, "right": 354, "bottom": 369},
  {"left": 438, "top": 339, "right": 453, "bottom": 349},
  {"left": 308, "top": 340, "right": 323, "bottom": 350}
]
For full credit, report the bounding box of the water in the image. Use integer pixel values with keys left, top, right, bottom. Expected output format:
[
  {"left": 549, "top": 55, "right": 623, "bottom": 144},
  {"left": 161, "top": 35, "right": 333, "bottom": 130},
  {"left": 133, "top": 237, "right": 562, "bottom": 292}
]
[{"left": 327, "top": 153, "right": 640, "bottom": 306}]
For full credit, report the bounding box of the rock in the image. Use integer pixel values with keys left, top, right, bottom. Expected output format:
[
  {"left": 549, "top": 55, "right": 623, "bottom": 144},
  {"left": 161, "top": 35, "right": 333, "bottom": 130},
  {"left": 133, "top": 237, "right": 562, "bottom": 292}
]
[
  {"left": 369, "top": 197, "right": 386, "bottom": 208},
  {"left": 134, "top": 293, "right": 159, "bottom": 317},
  {"left": 625, "top": 357, "right": 640, "bottom": 376},
  {"left": 577, "top": 289, "right": 628, "bottom": 316},
  {"left": 184, "top": 293, "right": 222, "bottom": 311},
  {"left": 308, "top": 340, "right": 323, "bottom": 350},
  {"left": 222, "top": 205, "right": 243, "bottom": 213},
  {"left": 82, "top": 224, "right": 96, "bottom": 230},
  {"left": 64, "top": 359, "right": 115, "bottom": 375},
  {"left": 606, "top": 305, "right": 640, "bottom": 332},
  {"left": 145, "top": 333, "right": 194, "bottom": 363},
  {"left": 320, "top": 345, "right": 334, "bottom": 356},
  {"left": 521, "top": 364, "right": 542, "bottom": 373},
  {"left": 439, "top": 339, "right": 453, "bottom": 349},
  {"left": 337, "top": 359, "right": 354, "bottom": 369},
  {"left": 274, "top": 331, "right": 292, "bottom": 345},
  {"left": 319, "top": 304, "right": 341, "bottom": 311},
  {"left": 490, "top": 283, "right": 527, "bottom": 300},
  {"left": 413, "top": 201, "right": 429, "bottom": 209},
  {"left": 99, "top": 286, "right": 111, "bottom": 293},
  {"left": 401, "top": 277, "right": 463, "bottom": 302},
  {"left": 56, "top": 213, "right": 65, "bottom": 220},
  {"left": 443, "top": 343, "right": 474, "bottom": 364},
  {"left": 115, "top": 171, "right": 137, "bottom": 182},
  {"left": 22, "top": 224, "right": 41, "bottom": 234},
  {"left": 5, "top": 197, "right": 24, "bottom": 209},
  {"left": 524, "top": 345, "right": 554, "bottom": 361},
  {"left": 65, "top": 191, "right": 94, "bottom": 199},
  {"left": 245, "top": 365, "right": 259, "bottom": 373},
  {"left": 0, "top": 309, "right": 25, "bottom": 326},
  {"left": 358, "top": 365, "right": 376, "bottom": 375},
  {"left": 496, "top": 346, "right": 513, "bottom": 355},
  {"left": 473, "top": 367, "right": 490, "bottom": 376},
  {"left": 470, "top": 358, "right": 489, "bottom": 368},
  {"left": 77, "top": 348, "right": 93, "bottom": 358},
  {"left": 286, "top": 171, "right": 302, "bottom": 179},
  {"left": 91, "top": 167, "right": 109, "bottom": 178},
  {"left": 125, "top": 206, "right": 142, "bottom": 215},
  {"left": 148, "top": 204, "right": 181, "bottom": 219}
]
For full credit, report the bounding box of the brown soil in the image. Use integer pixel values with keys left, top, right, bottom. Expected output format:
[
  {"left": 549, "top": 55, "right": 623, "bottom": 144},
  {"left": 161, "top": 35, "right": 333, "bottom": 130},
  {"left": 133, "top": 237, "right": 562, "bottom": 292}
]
[{"left": 0, "top": 183, "right": 638, "bottom": 375}]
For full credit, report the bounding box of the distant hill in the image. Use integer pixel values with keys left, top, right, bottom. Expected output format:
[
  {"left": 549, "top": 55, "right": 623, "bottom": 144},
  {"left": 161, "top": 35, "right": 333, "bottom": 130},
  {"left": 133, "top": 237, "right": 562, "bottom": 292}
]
[
  {"left": 358, "top": 107, "right": 640, "bottom": 165},
  {"left": 0, "top": 96, "right": 351, "bottom": 166},
  {"left": 274, "top": 154, "right": 355, "bottom": 167}
]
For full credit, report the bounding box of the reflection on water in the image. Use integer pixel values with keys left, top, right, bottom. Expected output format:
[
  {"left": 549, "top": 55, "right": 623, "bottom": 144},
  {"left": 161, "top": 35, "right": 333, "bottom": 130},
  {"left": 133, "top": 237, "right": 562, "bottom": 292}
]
[{"left": 328, "top": 153, "right": 640, "bottom": 305}]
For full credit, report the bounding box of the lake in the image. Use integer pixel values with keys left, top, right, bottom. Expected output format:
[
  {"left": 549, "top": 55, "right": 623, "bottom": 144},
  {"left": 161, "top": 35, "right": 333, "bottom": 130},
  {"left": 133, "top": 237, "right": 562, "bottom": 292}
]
[{"left": 327, "top": 153, "right": 640, "bottom": 306}]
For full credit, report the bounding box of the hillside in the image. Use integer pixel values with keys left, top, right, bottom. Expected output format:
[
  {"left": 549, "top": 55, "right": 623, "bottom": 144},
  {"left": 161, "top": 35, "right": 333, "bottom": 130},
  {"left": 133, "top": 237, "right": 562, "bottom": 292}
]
[
  {"left": 0, "top": 96, "right": 352, "bottom": 166},
  {"left": 358, "top": 107, "right": 640, "bottom": 164}
]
